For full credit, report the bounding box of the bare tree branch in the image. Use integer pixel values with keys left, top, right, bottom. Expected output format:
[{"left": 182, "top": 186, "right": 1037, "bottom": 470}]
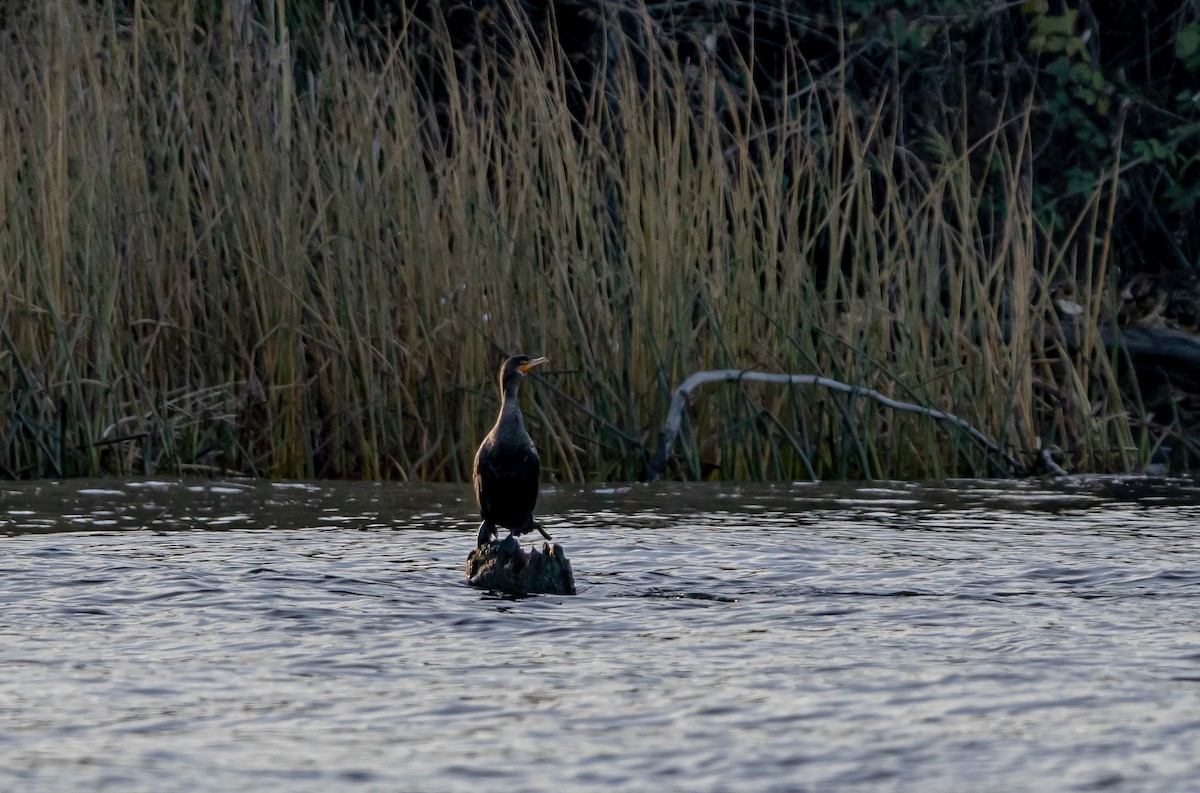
[{"left": 647, "top": 370, "right": 1025, "bottom": 480}]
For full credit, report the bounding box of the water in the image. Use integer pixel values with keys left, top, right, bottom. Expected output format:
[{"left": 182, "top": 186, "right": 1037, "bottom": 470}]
[{"left": 3, "top": 477, "right": 1200, "bottom": 792}]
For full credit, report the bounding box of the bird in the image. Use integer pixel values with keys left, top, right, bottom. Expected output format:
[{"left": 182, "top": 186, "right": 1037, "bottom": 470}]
[{"left": 473, "top": 354, "right": 552, "bottom": 548}]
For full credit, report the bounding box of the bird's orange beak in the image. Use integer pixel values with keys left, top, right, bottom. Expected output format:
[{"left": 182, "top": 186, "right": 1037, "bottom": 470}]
[{"left": 518, "top": 356, "right": 548, "bottom": 374}]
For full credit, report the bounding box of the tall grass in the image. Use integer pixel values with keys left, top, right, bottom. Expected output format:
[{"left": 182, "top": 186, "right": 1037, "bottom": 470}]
[{"left": 0, "top": 1, "right": 1142, "bottom": 480}]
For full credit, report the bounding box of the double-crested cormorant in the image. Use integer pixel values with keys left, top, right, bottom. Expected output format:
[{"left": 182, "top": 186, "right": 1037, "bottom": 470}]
[{"left": 473, "top": 354, "right": 552, "bottom": 547}]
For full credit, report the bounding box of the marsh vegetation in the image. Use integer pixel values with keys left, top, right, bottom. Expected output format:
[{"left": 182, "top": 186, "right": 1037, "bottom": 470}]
[{"left": 3, "top": 1, "right": 1198, "bottom": 480}]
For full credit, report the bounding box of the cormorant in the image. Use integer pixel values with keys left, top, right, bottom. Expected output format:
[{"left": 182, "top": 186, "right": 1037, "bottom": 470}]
[{"left": 473, "top": 354, "right": 552, "bottom": 547}]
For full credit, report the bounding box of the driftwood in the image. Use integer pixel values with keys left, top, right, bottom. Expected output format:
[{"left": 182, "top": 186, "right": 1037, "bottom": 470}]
[
  {"left": 1059, "top": 318, "right": 1200, "bottom": 371},
  {"left": 465, "top": 536, "right": 576, "bottom": 596},
  {"left": 644, "top": 322, "right": 1200, "bottom": 481},
  {"left": 647, "top": 370, "right": 1026, "bottom": 481}
]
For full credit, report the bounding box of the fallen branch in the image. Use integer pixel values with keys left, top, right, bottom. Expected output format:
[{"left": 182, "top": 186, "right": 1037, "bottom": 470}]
[
  {"left": 1038, "top": 447, "right": 1069, "bottom": 477},
  {"left": 1060, "top": 318, "right": 1200, "bottom": 372},
  {"left": 647, "top": 370, "right": 1024, "bottom": 480}
]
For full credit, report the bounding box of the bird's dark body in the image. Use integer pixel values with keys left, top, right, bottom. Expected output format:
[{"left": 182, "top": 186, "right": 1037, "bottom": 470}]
[
  {"left": 473, "top": 432, "right": 540, "bottom": 532},
  {"left": 472, "top": 354, "right": 552, "bottom": 547}
]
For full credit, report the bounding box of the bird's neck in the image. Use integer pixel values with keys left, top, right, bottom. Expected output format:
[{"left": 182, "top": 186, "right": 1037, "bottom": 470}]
[{"left": 497, "top": 387, "right": 525, "bottom": 430}]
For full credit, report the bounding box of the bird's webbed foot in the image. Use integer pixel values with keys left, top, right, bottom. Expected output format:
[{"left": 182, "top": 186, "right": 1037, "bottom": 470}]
[
  {"left": 519, "top": 512, "right": 551, "bottom": 542},
  {"left": 477, "top": 521, "right": 498, "bottom": 547}
]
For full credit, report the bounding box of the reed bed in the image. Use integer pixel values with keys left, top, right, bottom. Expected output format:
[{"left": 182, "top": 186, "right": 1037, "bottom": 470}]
[{"left": 0, "top": 2, "right": 1142, "bottom": 480}]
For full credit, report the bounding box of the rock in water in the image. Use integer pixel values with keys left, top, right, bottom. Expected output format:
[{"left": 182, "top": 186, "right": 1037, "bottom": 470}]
[{"left": 465, "top": 536, "right": 576, "bottom": 596}]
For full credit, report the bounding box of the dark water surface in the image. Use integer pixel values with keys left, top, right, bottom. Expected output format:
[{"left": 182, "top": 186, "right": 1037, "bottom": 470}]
[{"left": 3, "top": 477, "right": 1199, "bottom": 792}]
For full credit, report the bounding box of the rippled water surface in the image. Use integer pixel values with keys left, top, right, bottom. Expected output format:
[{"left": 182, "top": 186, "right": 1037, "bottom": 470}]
[{"left": 3, "top": 477, "right": 1200, "bottom": 792}]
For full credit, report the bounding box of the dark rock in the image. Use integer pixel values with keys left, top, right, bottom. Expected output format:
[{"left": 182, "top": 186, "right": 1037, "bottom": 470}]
[{"left": 465, "top": 535, "right": 576, "bottom": 596}]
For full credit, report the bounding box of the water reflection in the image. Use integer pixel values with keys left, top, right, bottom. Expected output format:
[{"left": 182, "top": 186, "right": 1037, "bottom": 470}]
[{"left": 2, "top": 477, "right": 1199, "bottom": 791}]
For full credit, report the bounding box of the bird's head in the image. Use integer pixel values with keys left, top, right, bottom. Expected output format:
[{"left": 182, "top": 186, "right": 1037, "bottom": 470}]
[{"left": 500, "top": 354, "right": 548, "bottom": 390}]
